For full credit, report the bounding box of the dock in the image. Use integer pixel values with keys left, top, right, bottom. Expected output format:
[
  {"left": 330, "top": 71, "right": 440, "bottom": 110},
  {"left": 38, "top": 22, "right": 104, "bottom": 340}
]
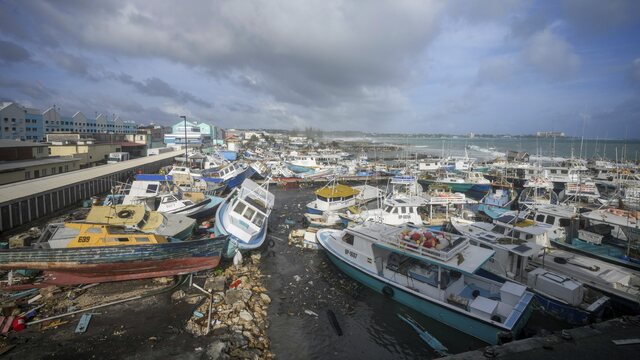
[
  {"left": 443, "top": 315, "right": 640, "bottom": 360},
  {"left": 0, "top": 150, "right": 183, "bottom": 233}
]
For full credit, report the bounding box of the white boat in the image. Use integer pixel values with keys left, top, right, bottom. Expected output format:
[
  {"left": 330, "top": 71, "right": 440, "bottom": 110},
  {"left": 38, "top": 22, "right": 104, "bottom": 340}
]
[
  {"left": 213, "top": 179, "right": 275, "bottom": 251},
  {"left": 518, "top": 177, "right": 558, "bottom": 207},
  {"left": 387, "top": 175, "right": 423, "bottom": 198},
  {"left": 317, "top": 222, "right": 534, "bottom": 344},
  {"left": 340, "top": 196, "right": 426, "bottom": 226},
  {"left": 121, "top": 180, "right": 221, "bottom": 217},
  {"left": 450, "top": 217, "right": 610, "bottom": 325},
  {"left": 306, "top": 180, "right": 383, "bottom": 215}
]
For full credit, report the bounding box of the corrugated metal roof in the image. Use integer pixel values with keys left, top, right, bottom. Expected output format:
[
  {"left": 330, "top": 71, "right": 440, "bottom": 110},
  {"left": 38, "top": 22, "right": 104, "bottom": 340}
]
[{"left": 0, "top": 150, "right": 182, "bottom": 204}]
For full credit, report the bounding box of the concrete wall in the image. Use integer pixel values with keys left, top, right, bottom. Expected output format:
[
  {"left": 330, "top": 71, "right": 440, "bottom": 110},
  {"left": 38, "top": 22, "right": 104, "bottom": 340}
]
[
  {"left": 0, "top": 158, "right": 80, "bottom": 185},
  {"left": 49, "top": 144, "right": 122, "bottom": 168}
]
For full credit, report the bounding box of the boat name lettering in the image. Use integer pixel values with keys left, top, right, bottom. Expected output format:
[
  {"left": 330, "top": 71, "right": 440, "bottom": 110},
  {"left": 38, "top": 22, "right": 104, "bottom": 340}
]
[
  {"left": 78, "top": 236, "right": 91, "bottom": 243},
  {"left": 344, "top": 249, "right": 358, "bottom": 259}
]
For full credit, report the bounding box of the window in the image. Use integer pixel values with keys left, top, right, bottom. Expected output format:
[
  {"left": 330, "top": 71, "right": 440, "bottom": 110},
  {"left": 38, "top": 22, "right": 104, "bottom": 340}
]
[
  {"left": 65, "top": 165, "right": 68, "bottom": 171},
  {"left": 59, "top": 166, "right": 63, "bottom": 173},
  {"left": 234, "top": 202, "right": 247, "bottom": 215},
  {"left": 24, "top": 171, "right": 31, "bottom": 180},
  {"left": 86, "top": 227, "right": 102, "bottom": 234},
  {"left": 559, "top": 218, "right": 571, "bottom": 227},
  {"left": 135, "top": 237, "right": 151, "bottom": 243},
  {"left": 545, "top": 215, "right": 555, "bottom": 225},
  {"left": 243, "top": 207, "right": 256, "bottom": 221},
  {"left": 42, "top": 169, "right": 47, "bottom": 176},
  {"left": 253, "top": 213, "right": 265, "bottom": 227},
  {"left": 400, "top": 207, "right": 406, "bottom": 214},
  {"left": 146, "top": 184, "right": 159, "bottom": 193},
  {"left": 342, "top": 233, "right": 354, "bottom": 245},
  {"left": 34, "top": 170, "right": 40, "bottom": 178},
  {"left": 536, "top": 214, "right": 545, "bottom": 222}
]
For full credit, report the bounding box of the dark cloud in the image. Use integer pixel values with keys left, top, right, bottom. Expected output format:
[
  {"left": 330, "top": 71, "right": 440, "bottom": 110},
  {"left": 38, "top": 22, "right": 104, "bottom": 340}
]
[
  {"left": 522, "top": 28, "right": 580, "bottom": 81},
  {"left": 0, "top": 40, "right": 31, "bottom": 63},
  {"left": 561, "top": 0, "right": 640, "bottom": 33},
  {"left": 0, "top": 76, "right": 56, "bottom": 100},
  {"left": 590, "top": 96, "right": 640, "bottom": 138},
  {"left": 633, "top": 58, "right": 640, "bottom": 85},
  {"left": 113, "top": 73, "right": 213, "bottom": 108}
]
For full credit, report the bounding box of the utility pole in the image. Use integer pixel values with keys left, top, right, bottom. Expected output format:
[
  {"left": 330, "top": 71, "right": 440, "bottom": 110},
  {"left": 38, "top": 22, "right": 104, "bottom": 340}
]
[{"left": 180, "top": 115, "right": 188, "bottom": 165}]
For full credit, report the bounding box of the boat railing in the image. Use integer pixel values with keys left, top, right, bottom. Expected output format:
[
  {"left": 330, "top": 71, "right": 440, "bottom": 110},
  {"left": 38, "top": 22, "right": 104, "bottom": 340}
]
[{"left": 379, "top": 232, "right": 469, "bottom": 262}]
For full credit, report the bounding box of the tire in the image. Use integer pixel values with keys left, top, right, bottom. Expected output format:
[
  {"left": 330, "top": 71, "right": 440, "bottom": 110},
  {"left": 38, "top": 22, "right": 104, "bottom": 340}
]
[
  {"left": 382, "top": 285, "right": 394, "bottom": 297},
  {"left": 117, "top": 209, "right": 134, "bottom": 218}
]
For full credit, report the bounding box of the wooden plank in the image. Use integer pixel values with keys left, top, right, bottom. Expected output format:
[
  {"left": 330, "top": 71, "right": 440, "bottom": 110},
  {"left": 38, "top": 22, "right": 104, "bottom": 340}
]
[
  {"left": 75, "top": 313, "right": 92, "bottom": 333},
  {"left": 612, "top": 338, "right": 640, "bottom": 346},
  {"left": 1, "top": 316, "right": 14, "bottom": 334}
]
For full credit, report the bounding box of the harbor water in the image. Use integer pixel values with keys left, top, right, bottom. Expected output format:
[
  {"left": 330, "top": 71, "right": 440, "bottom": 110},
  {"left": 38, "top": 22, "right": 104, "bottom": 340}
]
[{"left": 262, "top": 186, "right": 568, "bottom": 359}]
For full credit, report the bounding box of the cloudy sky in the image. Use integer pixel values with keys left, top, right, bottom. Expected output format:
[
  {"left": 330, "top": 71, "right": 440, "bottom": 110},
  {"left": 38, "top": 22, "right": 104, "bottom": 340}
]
[{"left": 0, "top": 0, "right": 638, "bottom": 137}]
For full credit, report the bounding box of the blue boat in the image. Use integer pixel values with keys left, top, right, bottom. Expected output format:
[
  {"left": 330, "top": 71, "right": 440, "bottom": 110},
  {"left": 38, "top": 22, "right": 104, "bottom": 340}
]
[
  {"left": 317, "top": 223, "right": 534, "bottom": 345},
  {"left": 211, "top": 179, "right": 274, "bottom": 252}
]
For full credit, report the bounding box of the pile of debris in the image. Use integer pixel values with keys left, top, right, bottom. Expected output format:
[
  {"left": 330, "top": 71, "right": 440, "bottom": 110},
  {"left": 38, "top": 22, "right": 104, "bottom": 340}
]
[{"left": 180, "top": 253, "right": 274, "bottom": 359}]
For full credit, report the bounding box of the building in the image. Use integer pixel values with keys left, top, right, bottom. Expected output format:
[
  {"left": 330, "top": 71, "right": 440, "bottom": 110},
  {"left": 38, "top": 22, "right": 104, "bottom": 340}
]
[
  {"left": 48, "top": 136, "right": 130, "bottom": 168},
  {"left": 506, "top": 150, "right": 530, "bottom": 163},
  {"left": 0, "top": 139, "right": 80, "bottom": 185},
  {"left": 164, "top": 119, "right": 225, "bottom": 148},
  {"left": 0, "top": 101, "right": 138, "bottom": 142},
  {"left": 137, "top": 125, "right": 167, "bottom": 149},
  {"left": 536, "top": 131, "right": 566, "bottom": 138}
]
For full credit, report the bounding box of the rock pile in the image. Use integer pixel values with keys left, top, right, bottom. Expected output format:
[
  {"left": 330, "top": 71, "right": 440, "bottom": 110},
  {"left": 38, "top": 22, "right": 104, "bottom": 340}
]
[{"left": 182, "top": 253, "right": 274, "bottom": 360}]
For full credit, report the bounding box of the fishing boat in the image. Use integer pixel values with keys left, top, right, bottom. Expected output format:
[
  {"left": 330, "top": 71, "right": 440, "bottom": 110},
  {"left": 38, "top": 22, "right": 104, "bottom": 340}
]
[
  {"left": 0, "top": 222, "right": 227, "bottom": 286},
  {"left": 306, "top": 180, "right": 383, "bottom": 215},
  {"left": 339, "top": 196, "right": 426, "bottom": 227},
  {"left": 425, "top": 172, "right": 475, "bottom": 193},
  {"left": 201, "top": 162, "right": 256, "bottom": 190},
  {"left": 387, "top": 175, "right": 424, "bottom": 198},
  {"left": 317, "top": 222, "right": 534, "bottom": 344},
  {"left": 212, "top": 179, "right": 274, "bottom": 251},
  {"left": 476, "top": 188, "right": 515, "bottom": 220},
  {"left": 85, "top": 205, "right": 196, "bottom": 240},
  {"left": 450, "top": 217, "right": 610, "bottom": 325},
  {"left": 122, "top": 180, "right": 223, "bottom": 217},
  {"left": 463, "top": 172, "right": 492, "bottom": 193},
  {"left": 518, "top": 177, "right": 558, "bottom": 207}
]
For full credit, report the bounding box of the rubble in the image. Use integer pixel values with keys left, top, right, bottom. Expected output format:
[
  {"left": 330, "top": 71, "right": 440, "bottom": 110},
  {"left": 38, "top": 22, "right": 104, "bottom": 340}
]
[{"left": 182, "top": 253, "right": 274, "bottom": 359}]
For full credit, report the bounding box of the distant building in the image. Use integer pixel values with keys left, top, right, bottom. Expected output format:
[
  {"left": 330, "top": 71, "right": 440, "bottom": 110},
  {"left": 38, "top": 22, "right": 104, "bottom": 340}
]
[
  {"left": 0, "top": 101, "right": 138, "bottom": 142},
  {"left": 536, "top": 131, "right": 565, "bottom": 137},
  {"left": 164, "top": 119, "right": 225, "bottom": 148},
  {"left": 47, "top": 135, "right": 141, "bottom": 168},
  {"left": 137, "top": 125, "right": 166, "bottom": 149},
  {"left": 0, "top": 139, "right": 80, "bottom": 185}
]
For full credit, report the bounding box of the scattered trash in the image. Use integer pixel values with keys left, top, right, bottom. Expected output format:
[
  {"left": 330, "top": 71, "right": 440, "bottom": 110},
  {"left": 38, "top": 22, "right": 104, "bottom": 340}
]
[
  {"left": 304, "top": 309, "right": 318, "bottom": 317},
  {"left": 75, "top": 313, "right": 92, "bottom": 333},
  {"left": 293, "top": 275, "right": 302, "bottom": 282},
  {"left": 612, "top": 338, "right": 640, "bottom": 346},
  {"left": 40, "top": 319, "right": 69, "bottom": 331},
  {"left": 11, "top": 317, "right": 26, "bottom": 332},
  {"left": 193, "top": 311, "right": 205, "bottom": 318},
  {"left": 229, "top": 279, "right": 242, "bottom": 289}
]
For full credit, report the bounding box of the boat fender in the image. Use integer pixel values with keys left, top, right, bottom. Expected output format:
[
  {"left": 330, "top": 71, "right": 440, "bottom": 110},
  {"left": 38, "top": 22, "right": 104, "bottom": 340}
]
[
  {"left": 472, "top": 289, "right": 480, "bottom": 299},
  {"left": 116, "top": 209, "right": 134, "bottom": 218},
  {"left": 326, "top": 309, "right": 343, "bottom": 336},
  {"left": 382, "top": 285, "right": 394, "bottom": 297},
  {"left": 268, "top": 239, "right": 276, "bottom": 248},
  {"left": 553, "top": 257, "right": 568, "bottom": 265}
]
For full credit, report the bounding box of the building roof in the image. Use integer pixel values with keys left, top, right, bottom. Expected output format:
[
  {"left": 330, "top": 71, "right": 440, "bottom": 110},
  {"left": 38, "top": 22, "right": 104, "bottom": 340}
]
[
  {"left": 0, "top": 156, "right": 80, "bottom": 173},
  {"left": 0, "top": 150, "right": 183, "bottom": 204},
  {"left": 0, "top": 140, "right": 48, "bottom": 148}
]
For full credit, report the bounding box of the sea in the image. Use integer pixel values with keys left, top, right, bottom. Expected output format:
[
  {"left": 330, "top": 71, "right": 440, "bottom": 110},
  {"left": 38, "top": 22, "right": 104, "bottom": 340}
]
[{"left": 332, "top": 136, "right": 640, "bottom": 162}]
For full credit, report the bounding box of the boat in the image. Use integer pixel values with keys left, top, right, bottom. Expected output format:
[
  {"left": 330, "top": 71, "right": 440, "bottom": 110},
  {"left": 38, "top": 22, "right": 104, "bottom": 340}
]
[
  {"left": 304, "top": 211, "right": 344, "bottom": 228},
  {"left": 463, "top": 172, "right": 492, "bottom": 193},
  {"left": 317, "top": 222, "right": 534, "bottom": 344},
  {"left": 0, "top": 222, "right": 227, "bottom": 286},
  {"left": 122, "top": 180, "right": 223, "bottom": 217},
  {"left": 201, "top": 162, "right": 256, "bottom": 190},
  {"left": 518, "top": 177, "right": 558, "bottom": 207},
  {"left": 339, "top": 196, "right": 426, "bottom": 227},
  {"left": 387, "top": 175, "right": 424, "bottom": 198},
  {"left": 476, "top": 188, "right": 515, "bottom": 220},
  {"left": 306, "top": 180, "right": 383, "bottom": 215},
  {"left": 212, "top": 179, "right": 275, "bottom": 251},
  {"left": 85, "top": 205, "right": 196, "bottom": 240},
  {"left": 450, "top": 217, "right": 610, "bottom": 325},
  {"left": 425, "top": 172, "right": 475, "bottom": 193}
]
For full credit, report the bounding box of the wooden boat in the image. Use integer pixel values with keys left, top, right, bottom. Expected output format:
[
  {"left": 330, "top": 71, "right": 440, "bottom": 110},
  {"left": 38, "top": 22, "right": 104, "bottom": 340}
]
[{"left": 0, "top": 222, "right": 227, "bottom": 286}]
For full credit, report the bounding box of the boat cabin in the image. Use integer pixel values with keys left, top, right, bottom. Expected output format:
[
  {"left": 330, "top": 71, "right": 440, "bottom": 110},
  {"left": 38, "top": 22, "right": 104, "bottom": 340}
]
[{"left": 34, "top": 222, "right": 167, "bottom": 249}]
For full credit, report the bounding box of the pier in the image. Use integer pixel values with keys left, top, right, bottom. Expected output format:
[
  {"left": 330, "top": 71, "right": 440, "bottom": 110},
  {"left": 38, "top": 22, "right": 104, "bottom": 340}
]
[
  {"left": 443, "top": 315, "right": 640, "bottom": 360},
  {"left": 0, "top": 150, "right": 182, "bottom": 234}
]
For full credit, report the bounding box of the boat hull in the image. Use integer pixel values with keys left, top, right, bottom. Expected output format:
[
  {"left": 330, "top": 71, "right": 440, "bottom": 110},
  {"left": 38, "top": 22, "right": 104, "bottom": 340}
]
[
  {"left": 0, "top": 237, "right": 227, "bottom": 285},
  {"left": 213, "top": 197, "right": 268, "bottom": 251},
  {"left": 319, "top": 241, "right": 531, "bottom": 345}
]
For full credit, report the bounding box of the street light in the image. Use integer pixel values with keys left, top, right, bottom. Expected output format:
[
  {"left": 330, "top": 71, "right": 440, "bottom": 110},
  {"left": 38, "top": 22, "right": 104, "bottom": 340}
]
[{"left": 179, "top": 115, "right": 188, "bottom": 164}]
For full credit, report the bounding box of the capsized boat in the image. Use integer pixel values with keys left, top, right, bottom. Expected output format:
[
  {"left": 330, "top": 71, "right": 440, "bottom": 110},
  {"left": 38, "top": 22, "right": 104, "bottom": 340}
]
[
  {"left": 122, "top": 180, "right": 223, "bottom": 217},
  {"left": 212, "top": 179, "right": 275, "bottom": 251},
  {"left": 317, "top": 222, "right": 534, "bottom": 344},
  {"left": 0, "top": 222, "right": 227, "bottom": 286},
  {"left": 85, "top": 204, "right": 196, "bottom": 240}
]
